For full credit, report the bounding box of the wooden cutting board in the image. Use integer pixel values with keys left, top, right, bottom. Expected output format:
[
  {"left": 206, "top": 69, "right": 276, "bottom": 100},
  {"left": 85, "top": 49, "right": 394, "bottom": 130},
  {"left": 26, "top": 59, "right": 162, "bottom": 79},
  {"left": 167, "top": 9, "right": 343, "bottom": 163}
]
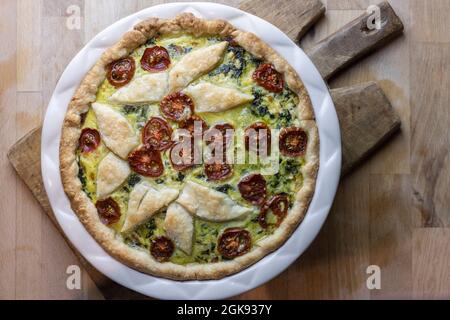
[{"left": 7, "top": 0, "right": 402, "bottom": 299}]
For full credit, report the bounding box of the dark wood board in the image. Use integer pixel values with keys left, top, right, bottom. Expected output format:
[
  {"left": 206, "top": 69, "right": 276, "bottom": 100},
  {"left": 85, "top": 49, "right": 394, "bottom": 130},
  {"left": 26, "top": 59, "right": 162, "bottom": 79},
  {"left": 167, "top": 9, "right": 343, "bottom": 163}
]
[
  {"left": 306, "top": 1, "right": 404, "bottom": 80},
  {"left": 331, "top": 82, "right": 401, "bottom": 176},
  {"left": 239, "top": 0, "right": 325, "bottom": 41}
]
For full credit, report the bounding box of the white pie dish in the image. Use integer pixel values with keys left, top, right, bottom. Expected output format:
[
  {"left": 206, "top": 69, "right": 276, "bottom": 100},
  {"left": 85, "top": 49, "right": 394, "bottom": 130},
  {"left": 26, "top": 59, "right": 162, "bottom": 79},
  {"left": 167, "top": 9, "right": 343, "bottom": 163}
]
[{"left": 41, "top": 2, "right": 341, "bottom": 299}]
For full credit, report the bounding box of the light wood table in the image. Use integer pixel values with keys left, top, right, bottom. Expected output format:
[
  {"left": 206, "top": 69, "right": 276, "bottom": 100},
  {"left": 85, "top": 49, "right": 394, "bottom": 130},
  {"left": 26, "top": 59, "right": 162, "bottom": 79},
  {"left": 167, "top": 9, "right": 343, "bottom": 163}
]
[{"left": 1, "top": 0, "right": 449, "bottom": 299}]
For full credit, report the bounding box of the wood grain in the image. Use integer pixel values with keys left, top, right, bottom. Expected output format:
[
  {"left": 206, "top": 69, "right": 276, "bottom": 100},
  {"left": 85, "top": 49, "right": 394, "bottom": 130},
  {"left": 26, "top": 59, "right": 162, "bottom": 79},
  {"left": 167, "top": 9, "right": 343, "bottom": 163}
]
[
  {"left": 17, "top": 0, "right": 42, "bottom": 92},
  {"left": 2, "top": 0, "right": 450, "bottom": 300},
  {"left": 327, "top": 0, "right": 370, "bottom": 10},
  {"left": 84, "top": 0, "right": 139, "bottom": 42},
  {"left": 410, "top": 0, "right": 450, "bottom": 43},
  {"left": 413, "top": 229, "right": 450, "bottom": 299},
  {"left": 410, "top": 44, "right": 450, "bottom": 227},
  {"left": 307, "top": 1, "right": 404, "bottom": 80},
  {"left": 410, "top": 0, "right": 450, "bottom": 227},
  {"left": 239, "top": 0, "right": 325, "bottom": 42},
  {"left": 369, "top": 174, "right": 412, "bottom": 299},
  {"left": 14, "top": 93, "right": 43, "bottom": 299},
  {"left": 0, "top": 0, "right": 18, "bottom": 300},
  {"left": 5, "top": 3, "right": 395, "bottom": 298},
  {"left": 40, "top": 2, "right": 104, "bottom": 299}
]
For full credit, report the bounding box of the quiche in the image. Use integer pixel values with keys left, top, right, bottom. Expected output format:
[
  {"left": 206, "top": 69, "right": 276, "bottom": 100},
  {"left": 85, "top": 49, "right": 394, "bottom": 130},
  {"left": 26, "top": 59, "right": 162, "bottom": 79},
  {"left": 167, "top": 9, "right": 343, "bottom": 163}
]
[{"left": 60, "top": 13, "right": 319, "bottom": 280}]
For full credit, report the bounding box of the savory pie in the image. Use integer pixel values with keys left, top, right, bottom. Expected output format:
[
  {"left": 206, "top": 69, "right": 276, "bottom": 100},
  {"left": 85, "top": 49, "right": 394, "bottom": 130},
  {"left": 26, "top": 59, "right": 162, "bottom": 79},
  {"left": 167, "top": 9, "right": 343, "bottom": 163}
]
[{"left": 60, "top": 13, "right": 319, "bottom": 280}]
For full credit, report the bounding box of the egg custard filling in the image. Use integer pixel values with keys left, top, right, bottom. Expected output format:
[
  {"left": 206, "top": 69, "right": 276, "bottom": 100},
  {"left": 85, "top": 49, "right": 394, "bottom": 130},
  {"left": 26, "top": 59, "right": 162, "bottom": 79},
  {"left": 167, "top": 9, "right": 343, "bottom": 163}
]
[
  {"left": 61, "top": 14, "right": 318, "bottom": 279},
  {"left": 77, "top": 34, "right": 309, "bottom": 264}
]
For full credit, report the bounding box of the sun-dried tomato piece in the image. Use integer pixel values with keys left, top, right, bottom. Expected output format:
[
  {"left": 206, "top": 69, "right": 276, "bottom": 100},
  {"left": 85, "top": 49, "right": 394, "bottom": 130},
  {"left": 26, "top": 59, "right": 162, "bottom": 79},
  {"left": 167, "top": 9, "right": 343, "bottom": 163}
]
[
  {"left": 95, "top": 197, "right": 121, "bottom": 225},
  {"left": 106, "top": 57, "right": 135, "bottom": 87},
  {"left": 238, "top": 174, "right": 267, "bottom": 205},
  {"left": 244, "top": 122, "right": 271, "bottom": 155},
  {"left": 179, "top": 115, "right": 208, "bottom": 138},
  {"left": 169, "top": 141, "right": 200, "bottom": 172},
  {"left": 140, "top": 46, "right": 170, "bottom": 72},
  {"left": 160, "top": 92, "right": 194, "bottom": 122},
  {"left": 150, "top": 236, "right": 174, "bottom": 262},
  {"left": 279, "top": 127, "right": 308, "bottom": 157},
  {"left": 128, "top": 146, "right": 164, "bottom": 177},
  {"left": 204, "top": 162, "right": 233, "bottom": 181},
  {"left": 258, "top": 194, "right": 289, "bottom": 229},
  {"left": 252, "top": 63, "right": 284, "bottom": 93},
  {"left": 79, "top": 128, "right": 101, "bottom": 153},
  {"left": 218, "top": 228, "right": 252, "bottom": 259},
  {"left": 205, "top": 123, "right": 234, "bottom": 160},
  {"left": 142, "top": 117, "right": 173, "bottom": 151}
]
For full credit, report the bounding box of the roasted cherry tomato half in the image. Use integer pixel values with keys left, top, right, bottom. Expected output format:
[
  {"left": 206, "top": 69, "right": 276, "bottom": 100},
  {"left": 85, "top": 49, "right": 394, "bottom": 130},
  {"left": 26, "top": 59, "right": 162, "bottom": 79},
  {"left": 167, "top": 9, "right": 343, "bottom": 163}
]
[
  {"left": 150, "top": 236, "right": 174, "bottom": 262},
  {"left": 179, "top": 115, "right": 209, "bottom": 138},
  {"left": 79, "top": 128, "right": 101, "bottom": 153},
  {"left": 258, "top": 194, "right": 289, "bottom": 229},
  {"left": 160, "top": 92, "right": 194, "bottom": 122},
  {"left": 279, "top": 127, "right": 308, "bottom": 157},
  {"left": 205, "top": 123, "right": 234, "bottom": 160},
  {"left": 169, "top": 141, "right": 199, "bottom": 171},
  {"left": 218, "top": 228, "right": 252, "bottom": 259},
  {"left": 244, "top": 122, "right": 271, "bottom": 155},
  {"left": 140, "top": 46, "right": 170, "bottom": 72},
  {"left": 95, "top": 197, "right": 121, "bottom": 225},
  {"left": 128, "top": 146, "right": 164, "bottom": 177},
  {"left": 204, "top": 162, "right": 233, "bottom": 181},
  {"left": 142, "top": 117, "right": 174, "bottom": 151},
  {"left": 238, "top": 174, "right": 267, "bottom": 205},
  {"left": 207, "top": 123, "right": 234, "bottom": 144},
  {"left": 252, "top": 63, "right": 284, "bottom": 93},
  {"left": 106, "top": 57, "right": 135, "bottom": 88}
]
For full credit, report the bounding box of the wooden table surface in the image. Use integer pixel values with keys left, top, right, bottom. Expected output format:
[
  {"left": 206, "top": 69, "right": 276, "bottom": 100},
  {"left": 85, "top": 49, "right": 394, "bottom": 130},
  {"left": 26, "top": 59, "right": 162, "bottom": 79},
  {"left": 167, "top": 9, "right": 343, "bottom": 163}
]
[{"left": 1, "top": 0, "right": 449, "bottom": 300}]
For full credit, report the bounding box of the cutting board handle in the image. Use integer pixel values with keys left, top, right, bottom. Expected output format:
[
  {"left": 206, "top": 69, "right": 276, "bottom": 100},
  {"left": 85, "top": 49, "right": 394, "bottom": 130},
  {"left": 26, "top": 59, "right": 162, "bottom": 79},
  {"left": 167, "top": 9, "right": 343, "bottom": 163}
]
[{"left": 306, "top": 1, "right": 404, "bottom": 80}]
